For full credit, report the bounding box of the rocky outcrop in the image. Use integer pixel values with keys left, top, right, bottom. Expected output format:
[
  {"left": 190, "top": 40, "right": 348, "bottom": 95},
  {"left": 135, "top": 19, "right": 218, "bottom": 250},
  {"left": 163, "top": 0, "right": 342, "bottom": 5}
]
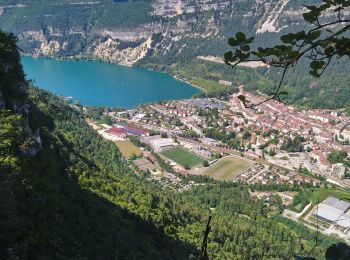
[
  {"left": 86, "top": 37, "right": 152, "bottom": 65},
  {"left": 18, "top": 30, "right": 46, "bottom": 42},
  {"left": 152, "top": 0, "right": 231, "bottom": 17},
  {"left": 256, "top": 0, "right": 290, "bottom": 34},
  {"left": 96, "top": 23, "right": 163, "bottom": 41},
  {"left": 35, "top": 40, "right": 60, "bottom": 56}
]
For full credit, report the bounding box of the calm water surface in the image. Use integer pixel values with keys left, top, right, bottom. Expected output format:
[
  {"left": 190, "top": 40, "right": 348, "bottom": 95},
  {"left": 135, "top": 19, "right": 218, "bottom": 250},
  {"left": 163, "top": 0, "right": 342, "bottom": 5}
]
[{"left": 21, "top": 57, "right": 200, "bottom": 108}]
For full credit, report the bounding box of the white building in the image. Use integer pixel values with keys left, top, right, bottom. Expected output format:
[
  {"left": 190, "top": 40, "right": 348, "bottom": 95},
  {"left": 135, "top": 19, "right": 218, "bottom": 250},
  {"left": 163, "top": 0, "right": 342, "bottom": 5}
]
[
  {"left": 342, "top": 129, "right": 350, "bottom": 140},
  {"left": 309, "top": 113, "right": 330, "bottom": 123},
  {"left": 219, "top": 80, "right": 232, "bottom": 86},
  {"left": 131, "top": 113, "right": 146, "bottom": 122},
  {"left": 313, "top": 197, "right": 350, "bottom": 229},
  {"left": 149, "top": 138, "right": 176, "bottom": 152},
  {"left": 332, "top": 163, "right": 346, "bottom": 179}
]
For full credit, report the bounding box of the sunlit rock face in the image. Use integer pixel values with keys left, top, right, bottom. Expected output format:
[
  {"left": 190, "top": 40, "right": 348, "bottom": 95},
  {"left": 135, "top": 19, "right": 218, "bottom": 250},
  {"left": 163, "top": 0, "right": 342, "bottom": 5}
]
[{"left": 0, "top": 0, "right": 312, "bottom": 64}]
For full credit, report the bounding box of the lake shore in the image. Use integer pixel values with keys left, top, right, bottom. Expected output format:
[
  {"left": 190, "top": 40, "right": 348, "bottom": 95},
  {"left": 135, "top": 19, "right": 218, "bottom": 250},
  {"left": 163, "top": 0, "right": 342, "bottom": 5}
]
[
  {"left": 21, "top": 56, "right": 201, "bottom": 108},
  {"left": 21, "top": 53, "right": 205, "bottom": 93}
]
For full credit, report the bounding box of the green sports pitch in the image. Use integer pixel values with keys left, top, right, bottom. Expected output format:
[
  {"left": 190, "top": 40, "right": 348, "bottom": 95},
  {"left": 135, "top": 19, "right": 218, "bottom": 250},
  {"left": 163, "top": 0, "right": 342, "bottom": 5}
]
[
  {"left": 204, "top": 156, "right": 252, "bottom": 180},
  {"left": 160, "top": 147, "right": 205, "bottom": 168}
]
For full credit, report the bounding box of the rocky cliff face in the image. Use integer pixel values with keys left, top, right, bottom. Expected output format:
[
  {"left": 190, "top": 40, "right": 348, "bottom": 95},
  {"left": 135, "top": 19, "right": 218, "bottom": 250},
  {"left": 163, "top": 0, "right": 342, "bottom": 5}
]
[
  {"left": 152, "top": 0, "right": 232, "bottom": 17},
  {"left": 85, "top": 37, "right": 153, "bottom": 66},
  {"left": 0, "top": 0, "right": 310, "bottom": 65}
]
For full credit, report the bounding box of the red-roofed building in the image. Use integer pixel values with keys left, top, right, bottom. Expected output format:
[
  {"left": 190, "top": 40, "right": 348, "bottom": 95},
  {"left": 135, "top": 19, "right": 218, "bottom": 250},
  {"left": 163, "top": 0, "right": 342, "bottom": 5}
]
[
  {"left": 124, "top": 125, "right": 148, "bottom": 136},
  {"left": 177, "top": 109, "right": 191, "bottom": 117},
  {"left": 105, "top": 127, "right": 127, "bottom": 138}
]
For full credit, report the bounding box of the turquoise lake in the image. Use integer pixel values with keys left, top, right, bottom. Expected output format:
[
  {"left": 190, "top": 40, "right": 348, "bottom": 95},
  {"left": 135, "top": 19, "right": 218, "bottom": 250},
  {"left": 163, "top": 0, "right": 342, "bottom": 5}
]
[{"left": 21, "top": 57, "right": 200, "bottom": 108}]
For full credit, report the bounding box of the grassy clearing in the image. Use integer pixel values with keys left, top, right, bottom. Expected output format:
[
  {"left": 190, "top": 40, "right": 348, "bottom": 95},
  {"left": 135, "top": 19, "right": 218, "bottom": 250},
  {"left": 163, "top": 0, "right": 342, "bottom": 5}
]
[
  {"left": 294, "top": 203, "right": 302, "bottom": 211},
  {"left": 310, "top": 188, "right": 350, "bottom": 204},
  {"left": 307, "top": 216, "right": 331, "bottom": 229},
  {"left": 192, "top": 78, "right": 230, "bottom": 93},
  {"left": 115, "top": 140, "right": 141, "bottom": 159},
  {"left": 204, "top": 156, "right": 252, "bottom": 181},
  {"left": 167, "top": 61, "right": 234, "bottom": 93},
  {"left": 160, "top": 147, "right": 204, "bottom": 168}
]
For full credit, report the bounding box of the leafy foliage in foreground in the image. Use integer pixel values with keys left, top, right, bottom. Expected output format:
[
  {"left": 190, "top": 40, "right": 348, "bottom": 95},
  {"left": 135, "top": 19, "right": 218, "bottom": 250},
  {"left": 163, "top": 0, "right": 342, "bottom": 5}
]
[{"left": 225, "top": 0, "right": 350, "bottom": 107}]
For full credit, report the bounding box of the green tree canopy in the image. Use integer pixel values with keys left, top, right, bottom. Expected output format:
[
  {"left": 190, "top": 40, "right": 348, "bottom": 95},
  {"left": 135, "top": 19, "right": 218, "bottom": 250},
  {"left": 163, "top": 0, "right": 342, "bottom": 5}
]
[
  {"left": 0, "top": 110, "right": 23, "bottom": 173},
  {"left": 225, "top": 0, "right": 350, "bottom": 107}
]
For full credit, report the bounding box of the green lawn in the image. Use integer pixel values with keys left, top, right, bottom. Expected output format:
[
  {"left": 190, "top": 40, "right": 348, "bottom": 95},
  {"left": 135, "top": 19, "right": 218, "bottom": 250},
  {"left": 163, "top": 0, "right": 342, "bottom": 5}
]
[
  {"left": 160, "top": 147, "right": 205, "bottom": 168},
  {"left": 204, "top": 156, "right": 252, "bottom": 181},
  {"left": 310, "top": 188, "right": 350, "bottom": 204}
]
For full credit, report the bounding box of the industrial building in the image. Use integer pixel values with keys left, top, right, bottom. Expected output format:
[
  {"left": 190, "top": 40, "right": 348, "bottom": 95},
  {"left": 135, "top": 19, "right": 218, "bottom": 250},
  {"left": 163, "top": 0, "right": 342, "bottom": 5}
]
[
  {"left": 105, "top": 127, "right": 127, "bottom": 138},
  {"left": 123, "top": 125, "right": 148, "bottom": 136},
  {"left": 186, "top": 98, "right": 225, "bottom": 110},
  {"left": 313, "top": 197, "right": 350, "bottom": 229},
  {"left": 149, "top": 137, "right": 177, "bottom": 152},
  {"left": 99, "top": 127, "right": 127, "bottom": 141}
]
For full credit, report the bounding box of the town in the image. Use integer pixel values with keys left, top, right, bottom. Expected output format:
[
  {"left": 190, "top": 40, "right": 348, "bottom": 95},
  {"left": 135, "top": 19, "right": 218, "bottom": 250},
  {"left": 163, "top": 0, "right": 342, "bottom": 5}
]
[{"left": 83, "top": 85, "right": 350, "bottom": 241}]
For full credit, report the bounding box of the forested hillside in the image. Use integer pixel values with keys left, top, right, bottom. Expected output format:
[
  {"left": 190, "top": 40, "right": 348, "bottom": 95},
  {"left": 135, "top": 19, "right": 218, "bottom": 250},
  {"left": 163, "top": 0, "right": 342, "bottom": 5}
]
[
  {"left": 0, "top": 30, "right": 343, "bottom": 259},
  {"left": 0, "top": 0, "right": 349, "bottom": 108}
]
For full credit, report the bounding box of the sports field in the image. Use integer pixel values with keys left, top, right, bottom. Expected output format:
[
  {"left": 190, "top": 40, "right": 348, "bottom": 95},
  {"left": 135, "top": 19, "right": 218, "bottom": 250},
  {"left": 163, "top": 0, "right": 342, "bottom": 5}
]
[
  {"left": 160, "top": 147, "right": 205, "bottom": 168},
  {"left": 204, "top": 156, "right": 252, "bottom": 180},
  {"left": 115, "top": 140, "right": 141, "bottom": 158}
]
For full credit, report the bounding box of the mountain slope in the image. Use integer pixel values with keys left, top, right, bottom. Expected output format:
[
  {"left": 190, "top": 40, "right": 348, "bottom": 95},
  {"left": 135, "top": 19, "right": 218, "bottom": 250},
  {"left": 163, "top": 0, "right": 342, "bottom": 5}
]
[
  {"left": 0, "top": 30, "right": 198, "bottom": 259},
  {"left": 3, "top": 88, "right": 197, "bottom": 259},
  {"left": 0, "top": 30, "right": 342, "bottom": 259}
]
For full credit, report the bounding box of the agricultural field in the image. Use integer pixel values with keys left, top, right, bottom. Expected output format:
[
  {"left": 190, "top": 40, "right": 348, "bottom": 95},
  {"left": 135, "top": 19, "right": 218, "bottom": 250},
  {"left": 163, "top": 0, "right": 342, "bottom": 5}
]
[
  {"left": 115, "top": 140, "right": 142, "bottom": 159},
  {"left": 204, "top": 156, "right": 252, "bottom": 181},
  {"left": 160, "top": 147, "right": 205, "bottom": 168}
]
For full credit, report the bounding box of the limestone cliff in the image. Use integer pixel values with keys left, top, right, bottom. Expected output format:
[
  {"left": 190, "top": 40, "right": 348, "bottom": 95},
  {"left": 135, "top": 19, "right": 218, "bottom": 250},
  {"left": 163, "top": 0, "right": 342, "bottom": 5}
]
[
  {"left": 0, "top": 0, "right": 309, "bottom": 65},
  {"left": 85, "top": 37, "right": 152, "bottom": 66}
]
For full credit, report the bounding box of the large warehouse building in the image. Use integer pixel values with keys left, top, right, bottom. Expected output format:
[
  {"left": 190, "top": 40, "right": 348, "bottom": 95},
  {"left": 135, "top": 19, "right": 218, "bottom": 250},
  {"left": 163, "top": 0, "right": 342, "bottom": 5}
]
[
  {"left": 313, "top": 197, "right": 350, "bottom": 229},
  {"left": 149, "top": 138, "right": 176, "bottom": 152}
]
